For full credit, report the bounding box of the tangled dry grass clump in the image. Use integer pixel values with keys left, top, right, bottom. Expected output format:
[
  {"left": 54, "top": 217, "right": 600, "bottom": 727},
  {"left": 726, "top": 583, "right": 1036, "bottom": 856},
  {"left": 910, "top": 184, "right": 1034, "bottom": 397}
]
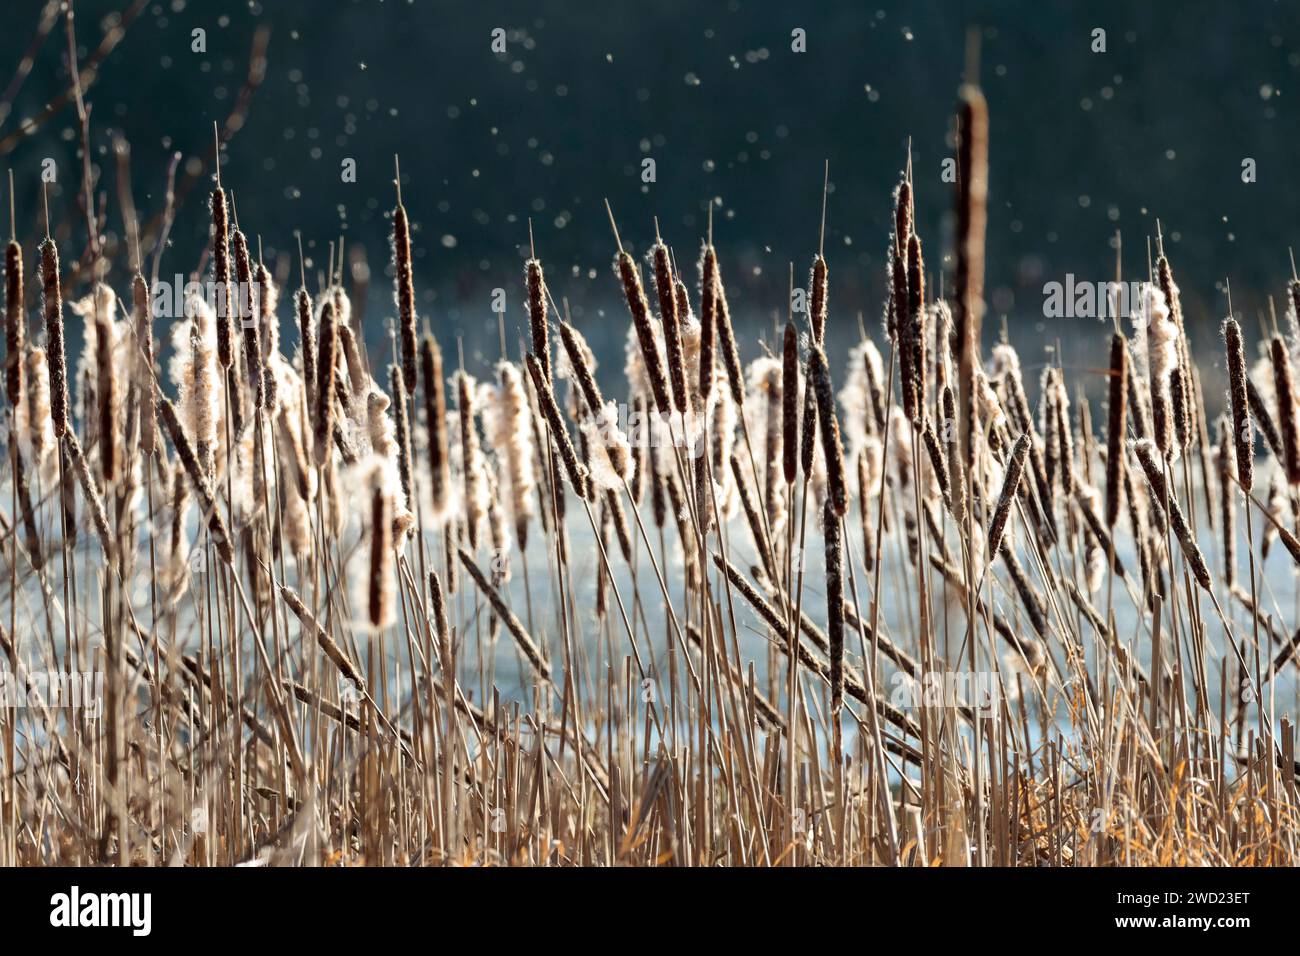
[{"left": 3, "top": 18, "right": 1300, "bottom": 869}]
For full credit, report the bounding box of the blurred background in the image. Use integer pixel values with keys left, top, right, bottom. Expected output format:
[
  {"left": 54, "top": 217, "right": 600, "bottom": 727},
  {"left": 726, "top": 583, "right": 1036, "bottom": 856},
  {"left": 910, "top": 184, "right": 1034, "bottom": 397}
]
[{"left": 2, "top": 0, "right": 1298, "bottom": 396}]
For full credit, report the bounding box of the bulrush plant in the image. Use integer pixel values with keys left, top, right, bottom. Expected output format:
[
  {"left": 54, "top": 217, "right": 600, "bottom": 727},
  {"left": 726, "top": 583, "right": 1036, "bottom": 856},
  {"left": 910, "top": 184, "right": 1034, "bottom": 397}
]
[{"left": 5, "top": 68, "right": 1300, "bottom": 875}]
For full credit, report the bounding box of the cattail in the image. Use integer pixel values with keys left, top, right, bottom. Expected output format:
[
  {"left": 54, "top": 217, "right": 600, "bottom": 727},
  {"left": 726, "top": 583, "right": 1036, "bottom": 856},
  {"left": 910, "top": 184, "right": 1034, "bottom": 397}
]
[
  {"left": 987, "top": 433, "right": 1030, "bottom": 560},
  {"left": 39, "top": 237, "right": 69, "bottom": 438},
  {"left": 367, "top": 466, "right": 395, "bottom": 630},
  {"left": 485, "top": 360, "right": 537, "bottom": 550},
  {"left": 809, "top": 255, "right": 828, "bottom": 344},
  {"left": 526, "top": 353, "right": 588, "bottom": 498},
  {"left": 256, "top": 262, "right": 279, "bottom": 357},
  {"left": 1053, "top": 372, "right": 1074, "bottom": 495},
  {"left": 1104, "top": 333, "right": 1128, "bottom": 527},
  {"left": 1223, "top": 318, "right": 1252, "bottom": 492},
  {"left": 1169, "top": 365, "right": 1190, "bottom": 453},
  {"left": 931, "top": 300, "right": 952, "bottom": 407},
  {"left": 281, "top": 584, "right": 366, "bottom": 691},
  {"left": 526, "top": 256, "right": 550, "bottom": 383},
  {"left": 713, "top": 260, "right": 745, "bottom": 407},
  {"left": 297, "top": 286, "right": 316, "bottom": 408},
  {"left": 894, "top": 178, "right": 913, "bottom": 250},
  {"left": 922, "top": 417, "right": 952, "bottom": 512},
  {"left": 176, "top": 295, "right": 221, "bottom": 480},
  {"left": 823, "top": 498, "right": 844, "bottom": 716},
  {"left": 697, "top": 244, "right": 716, "bottom": 408},
  {"left": 781, "top": 321, "right": 800, "bottom": 485},
  {"left": 232, "top": 229, "right": 263, "bottom": 408},
  {"left": 393, "top": 197, "right": 418, "bottom": 388},
  {"left": 616, "top": 251, "right": 671, "bottom": 416},
  {"left": 63, "top": 431, "right": 112, "bottom": 556},
  {"left": 456, "top": 370, "right": 488, "bottom": 550},
  {"left": 857, "top": 450, "right": 877, "bottom": 572},
  {"left": 650, "top": 240, "right": 688, "bottom": 413},
  {"left": 557, "top": 321, "right": 631, "bottom": 482},
  {"left": 4, "top": 238, "right": 23, "bottom": 407},
  {"left": 17, "top": 347, "right": 54, "bottom": 472},
  {"left": 132, "top": 272, "right": 156, "bottom": 456},
  {"left": 459, "top": 547, "right": 551, "bottom": 680},
  {"left": 1246, "top": 375, "right": 1283, "bottom": 463},
  {"left": 1133, "top": 438, "right": 1211, "bottom": 590},
  {"left": 313, "top": 299, "right": 338, "bottom": 466},
  {"left": 630, "top": 394, "right": 647, "bottom": 505},
  {"left": 1270, "top": 336, "right": 1300, "bottom": 484},
  {"left": 157, "top": 395, "right": 234, "bottom": 564},
  {"left": 649, "top": 425, "right": 666, "bottom": 528},
  {"left": 1002, "top": 547, "right": 1048, "bottom": 638},
  {"left": 1041, "top": 369, "right": 1061, "bottom": 491},
  {"left": 211, "top": 187, "right": 233, "bottom": 368},
  {"left": 799, "top": 357, "right": 817, "bottom": 479},
  {"left": 905, "top": 231, "right": 927, "bottom": 421},
  {"left": 891, "top": 243, "right": 912, "bottom": 393},
  {"left": 580, "top": 401, "right": 632, "bottom": 493},
  {"left": 336, "top": 324, "right": 366, "bottom": 403},
  {"left": 94, "top": 301, "right": 119, "bottom": 483},
  {"left": 419, "top": 334, "right": 451, "bottom": 520},
  {"left": 941, "top": 385, "right": 962, "bottom": 518},
  {"left": 388, "top": 365, "right": 414, "bottom": 509},
  {"left": 809, "top": 345, "right": 848, "bottom": 516},
  {"left": 954, "top": 82, "right": 988, "bottom": 473}
]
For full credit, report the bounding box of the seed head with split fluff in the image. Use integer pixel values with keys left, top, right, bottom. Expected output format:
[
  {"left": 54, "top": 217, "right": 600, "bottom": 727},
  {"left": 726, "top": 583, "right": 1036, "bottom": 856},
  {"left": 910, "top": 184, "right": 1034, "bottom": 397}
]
[
  {"left": 482, "top": 360, "right": 537, "bottom": 550},
  {"left": 455, "top": 370, "right": 490, "bottom": 550}
]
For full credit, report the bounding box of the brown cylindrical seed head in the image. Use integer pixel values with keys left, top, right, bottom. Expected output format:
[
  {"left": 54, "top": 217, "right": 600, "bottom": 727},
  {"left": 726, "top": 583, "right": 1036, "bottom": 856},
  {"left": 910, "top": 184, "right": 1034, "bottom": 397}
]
[
  {"left": 823, "top": 497, "right": 844, "bottom": 716},
  {"left": 394, "top": 202, "right": 418, "bottom": 388},
  {"left": 233, "top": 230, "right": 264, "bottom": 409},
  {"left": 1222, "top": 318, "right": 1252, "bottom": 492},
  {"left": 297, "top": 287, "right": 316, "bottom": 408},
  {"left": 420, "top": 334, "right": 450, "bottom": 513},
  {"left": 211, "top": 187, "right": 233, "bottom": 368},
  {"left": 809, "top": 345, "right": 848, "bottom": 516},
  {"left": 157, "top": 395, "right": 234, "bottom": 565},
  {"left": 95, "top": 308, "right": 119, "bottom": 483},
  {"left": 713, "top": 261, "right": 745, "bottom": 407},
  {"left": 809, "top": 255, "right": 828, "bottom": 344},
  {"left": 389, "top": 364, "right": 414, "bottom": 508},
  {"left": 313, "top": 300, "right": 338, "bottom": 466},
  {"left": 697, "top": 245, "right": 716, "bottom": 406},
  {"left": 1104, "top": 333, "right": 1128, "bottom": 527},
  {"left": 617, "top": 251, "right": 671, "bottom": 415},
  {"left": 1271, "top": 336, "right": 1300, "bottom": 484},
  {"left": 526, "top": 257, "right": 549, "bottom": 383},
  {"left": 1133, "top": 438, "right": 1212, "bottom": 590},
  {"left": 39, "top": 237, "right": 68, "bottom": 438},
  {"left": 1169, "top": 365, "right": 1190, "bottom": 452},
  {"left": 525, "top": 352, "right": 588, "bottom": 499},
  {"left": 4, "top": 240, "right": 23, "bottom": 407},
  {"left": 133, "top": 272, "right": 156, "bottom": 455},
  {"left": 987, "top": 432, "right": 1030, "bottom": 560},
  {"left": 651, "top": 241, "right": 688, "bottom": 413},
  {"left": 1246, "top": 375, "right": 1282, "bottom": 463},
  {"left": 368, "top": 476, "right": 394, "bottom": 630}
]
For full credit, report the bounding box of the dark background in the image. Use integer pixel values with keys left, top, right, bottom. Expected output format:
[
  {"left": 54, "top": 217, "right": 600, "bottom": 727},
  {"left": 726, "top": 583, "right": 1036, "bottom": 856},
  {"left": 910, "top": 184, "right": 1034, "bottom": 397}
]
[{"left": 2, "top": 0, "right": 1297, "bottom": 396}]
